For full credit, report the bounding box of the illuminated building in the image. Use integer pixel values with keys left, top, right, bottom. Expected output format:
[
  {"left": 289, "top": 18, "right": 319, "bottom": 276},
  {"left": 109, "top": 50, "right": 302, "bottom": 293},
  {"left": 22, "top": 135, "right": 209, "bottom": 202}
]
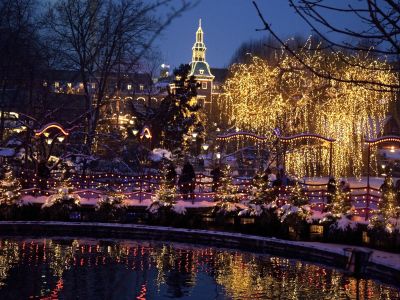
[{"left": 188, "top": 19, "right": 215, "bottom": 111}]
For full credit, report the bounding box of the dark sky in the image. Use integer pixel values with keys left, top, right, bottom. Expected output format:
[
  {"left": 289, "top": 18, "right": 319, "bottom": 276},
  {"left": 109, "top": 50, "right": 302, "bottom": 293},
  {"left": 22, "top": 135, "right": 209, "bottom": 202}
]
[
  {"left": 156, "top": 0, "right": 362, "bottom": 70},
  {"left": 156, "top": 0, "right": 310, "bottom": 69}
]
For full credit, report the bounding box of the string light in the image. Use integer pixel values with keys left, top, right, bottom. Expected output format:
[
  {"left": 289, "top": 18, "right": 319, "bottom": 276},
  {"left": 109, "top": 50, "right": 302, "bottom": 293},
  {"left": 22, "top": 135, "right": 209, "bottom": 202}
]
[{"left": 221, "top": 39, "right": 397, "bottom": 177}]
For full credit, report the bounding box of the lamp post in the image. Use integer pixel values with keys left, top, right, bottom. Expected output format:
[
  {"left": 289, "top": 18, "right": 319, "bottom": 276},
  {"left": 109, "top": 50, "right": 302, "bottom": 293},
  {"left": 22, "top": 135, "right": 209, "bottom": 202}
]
[{"left": 33, "top": 123, "right": 70, "bottom": 190}]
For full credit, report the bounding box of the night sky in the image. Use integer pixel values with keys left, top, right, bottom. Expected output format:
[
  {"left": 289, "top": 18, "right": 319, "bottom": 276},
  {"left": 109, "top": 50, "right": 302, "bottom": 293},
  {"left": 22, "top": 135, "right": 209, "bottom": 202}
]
[{"left": 157, "top": 0, "right": 363, "bottom": 70}]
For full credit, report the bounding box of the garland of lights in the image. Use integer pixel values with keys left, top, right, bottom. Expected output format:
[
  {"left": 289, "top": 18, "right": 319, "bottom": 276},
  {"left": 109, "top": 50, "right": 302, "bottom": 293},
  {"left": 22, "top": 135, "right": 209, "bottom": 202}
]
[{"left": 221, "top": 39, "right": 397, "bottom": 177}]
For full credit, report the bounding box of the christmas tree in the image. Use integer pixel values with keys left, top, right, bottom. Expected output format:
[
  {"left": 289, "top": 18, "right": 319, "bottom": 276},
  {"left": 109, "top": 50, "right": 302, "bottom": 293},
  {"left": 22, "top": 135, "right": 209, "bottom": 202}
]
[
  {"left": 277, "top": 182, "right": 312, "bottom": 225},
  {"left": 213, "top": 164, "right": 241, "bottom": 215},
  {"left": 369, "top": 177, "right": 400, "bottom": 234},
  {"left": 0, "top": 165, "right": 22, "bottom": 206},
  {"left": 240, "top": 171, "right": 277, "bottom": 217},
  {"left": 148, "top": 163, "right": 185, "bottom": 215},
  {"left": 249, "top": 172, "right": 270, "bottom": 205},
  {"left": 323, "top": 182, "right": 355, "bottom": 231}
]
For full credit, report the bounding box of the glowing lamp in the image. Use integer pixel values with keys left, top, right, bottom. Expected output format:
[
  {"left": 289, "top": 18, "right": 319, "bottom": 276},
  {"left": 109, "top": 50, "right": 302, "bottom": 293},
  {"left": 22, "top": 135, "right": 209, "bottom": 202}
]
[
  {"left": 46, "top": 138, "right": 53, "bottom": 145},
  {"left": 57, "top": 136, "right": 65, "bottom": 142},
  {"left": 44, "top": 132, "right": 50, "bottom": 138},
  {"left": 192, "top": 132, "right": 198, "bottom": 139},
  {"left": 132, "top": 129, "right": 139, "bottom": 136},
  {"left": 216, "top": 152, "right": 221, "bottom": 159},
  {"left": 202, "top": 144, "right": 209, "bottom": 151}
]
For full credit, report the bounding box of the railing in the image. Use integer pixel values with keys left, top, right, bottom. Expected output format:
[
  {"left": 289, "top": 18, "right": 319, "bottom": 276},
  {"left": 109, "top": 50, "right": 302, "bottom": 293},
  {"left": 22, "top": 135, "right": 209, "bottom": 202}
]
[{"left": 20, "top": 172, "right": 381, "bottom": 219}]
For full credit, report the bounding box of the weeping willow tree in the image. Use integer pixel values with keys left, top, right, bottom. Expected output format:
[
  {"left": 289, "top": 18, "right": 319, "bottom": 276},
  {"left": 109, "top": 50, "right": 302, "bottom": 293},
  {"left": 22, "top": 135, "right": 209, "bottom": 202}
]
[{"left": 222, "top": 40, "right": 397, "bottom": 177}]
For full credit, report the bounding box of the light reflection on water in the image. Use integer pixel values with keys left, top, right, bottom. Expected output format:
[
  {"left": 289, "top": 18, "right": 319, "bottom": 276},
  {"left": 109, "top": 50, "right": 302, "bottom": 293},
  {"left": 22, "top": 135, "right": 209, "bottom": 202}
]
[{"left": 0, "top": 238, "right": 398, "bottom": 299}]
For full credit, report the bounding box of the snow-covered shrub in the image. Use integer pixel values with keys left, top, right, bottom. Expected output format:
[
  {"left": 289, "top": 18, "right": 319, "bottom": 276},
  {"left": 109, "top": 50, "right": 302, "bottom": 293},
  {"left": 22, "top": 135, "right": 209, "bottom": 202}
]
[
  {"left": 41, "top": 181, "right": 80, "bottom": 220},
  {"left": 95, "top": 191, "right": 127, "bottom": 221}
]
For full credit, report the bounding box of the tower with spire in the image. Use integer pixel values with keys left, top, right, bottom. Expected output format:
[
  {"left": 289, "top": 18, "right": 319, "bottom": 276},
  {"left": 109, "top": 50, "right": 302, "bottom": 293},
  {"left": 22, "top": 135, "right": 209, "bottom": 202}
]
[{"left": 189, "top": 19, "right": 214, "bottom": 110}]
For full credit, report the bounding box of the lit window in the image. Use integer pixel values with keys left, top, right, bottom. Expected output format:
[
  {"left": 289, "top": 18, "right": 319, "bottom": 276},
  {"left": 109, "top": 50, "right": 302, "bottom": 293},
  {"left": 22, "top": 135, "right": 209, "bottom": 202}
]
[
  {"left": 43, "top": 81, "right": 47, "bottom": 87},
  {"left": 127, "top": 84, "right": 132, "bottom": 90},
  {"left": 199, "top": 69, "right": 204, "bottom": 75},
  {"left": 139, "top": 84, "right": 144, "bottom": 91},
  {"left": 202, "top": 82, "right": 207, "bottom": 89},
  {"left": 79, "top": 82, "right": 84, "bottom": 88},
  {"left": 54, "top": 82, "right": 59, "bottom": 88},
  {"left": 67, "top": 83, "right": 72, "bottom": 88},
  {"left": 91, "top": 83, "right": 96, "bottom": 89}
]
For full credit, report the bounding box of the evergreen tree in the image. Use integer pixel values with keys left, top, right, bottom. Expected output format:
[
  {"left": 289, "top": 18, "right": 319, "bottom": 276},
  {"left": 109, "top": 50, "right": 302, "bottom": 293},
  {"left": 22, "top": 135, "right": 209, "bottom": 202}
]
[
  {"left": 0, "top": 165, "right": 22, "bottom": 206},
  {"left": 132, "top": 64, "right": 205, "bottom": 150},
  {"left": 277, "top": 182, "right": 312, "bottom": 226},
  {"left": 289, "top": 182, "right": 309, "bottom": 207},
  {"left": 240, "top": 172, "right": 278, "bottom": 217},
  {"left": 148, "top": 163, "right": 185, "bottom": 215},
  {"left": 249, "top": 172, "right": 270, "bottom": 205},
  {"left": 325, "top": 182, "right": 352, "bottom": 217},
  {"left": 213, "top": 165, "right": 241, "bottom": 215},
  {"left": 370, "top": 177, "right": 400, "bottom": 233},
  {"left": 323, "top": 182, "right": 355, "bottom": 231}
]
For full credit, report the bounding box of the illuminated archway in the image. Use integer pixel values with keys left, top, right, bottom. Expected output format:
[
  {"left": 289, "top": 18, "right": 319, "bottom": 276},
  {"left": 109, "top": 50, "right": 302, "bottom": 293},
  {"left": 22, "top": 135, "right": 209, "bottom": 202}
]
[{"left": 34, "top": 123, "right": 70, "bottom": 137}]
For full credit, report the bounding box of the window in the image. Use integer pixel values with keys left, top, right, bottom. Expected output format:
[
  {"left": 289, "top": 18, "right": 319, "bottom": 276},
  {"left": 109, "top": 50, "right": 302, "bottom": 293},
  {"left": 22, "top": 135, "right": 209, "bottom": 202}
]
[
  {"left": 54, "top": 82, "right": 59, "bottom": 88},
  {"left": 67, "top": 83, "right": 72, "bottom": 88},
  {"left": 91, "top": 83, "right": 96, "bottom": 89},
  {"left": 139, "top": 84, "right": 144, "bottom": 91},
  {"left": 199, "top": 69, "right": 204, "bottom": 75},
  {"left": 202, "top": 82, "right": 207, "bottom": 89},
  {"left": 127, "top": 84, "right": 132, "bottom": 90}
]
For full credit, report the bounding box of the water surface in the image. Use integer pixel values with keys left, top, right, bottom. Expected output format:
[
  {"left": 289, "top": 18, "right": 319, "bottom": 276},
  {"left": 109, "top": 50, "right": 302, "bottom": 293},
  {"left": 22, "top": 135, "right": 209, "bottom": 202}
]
[{"left": 0, "top": 237, "right": 398, "bottom": 299}]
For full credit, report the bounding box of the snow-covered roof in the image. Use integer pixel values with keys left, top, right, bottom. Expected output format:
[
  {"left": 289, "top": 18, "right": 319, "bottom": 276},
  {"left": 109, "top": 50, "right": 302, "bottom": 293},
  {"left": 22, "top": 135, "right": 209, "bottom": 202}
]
[
  {"left": 149, "top": 148, "right": 172, "bottom": 162},
  {"left": 0, "top": 148, "right": 15, "bottom": 157},
  {"left": 6, "top": 138, "right": 22, "bottom": 147}
]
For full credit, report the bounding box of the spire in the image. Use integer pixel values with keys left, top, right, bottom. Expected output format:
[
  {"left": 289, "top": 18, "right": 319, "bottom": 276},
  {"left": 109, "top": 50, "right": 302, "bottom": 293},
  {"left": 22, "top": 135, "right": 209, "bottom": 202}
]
[
  {"left": 189, "top": 19, "right": 214, "bottom": 79},
  {"left": 196, "top": 18, "right": 203, "bottom": 43},
  {"left": 193, "top": 19, "right": 206, "bottom": 62}
]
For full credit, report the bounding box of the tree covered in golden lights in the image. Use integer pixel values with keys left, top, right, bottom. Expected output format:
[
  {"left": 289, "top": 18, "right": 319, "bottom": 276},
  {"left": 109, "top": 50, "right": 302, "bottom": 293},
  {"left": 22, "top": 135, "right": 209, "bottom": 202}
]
[{"left": 222, "top": 39, "right": 398, "bottom": 177}]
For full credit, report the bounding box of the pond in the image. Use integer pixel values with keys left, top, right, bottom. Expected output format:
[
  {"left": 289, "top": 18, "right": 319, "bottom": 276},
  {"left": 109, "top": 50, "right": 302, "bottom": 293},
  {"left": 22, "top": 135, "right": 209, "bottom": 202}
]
[{"left": 0, "top": 237, "right": 398, "bottom": 299}]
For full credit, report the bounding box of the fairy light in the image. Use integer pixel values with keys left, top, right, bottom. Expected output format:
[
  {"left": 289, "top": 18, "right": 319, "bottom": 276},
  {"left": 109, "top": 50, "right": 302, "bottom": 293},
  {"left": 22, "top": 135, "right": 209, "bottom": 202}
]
[{"left": 221, "top": 39, "right": 397, "bottom": 177}]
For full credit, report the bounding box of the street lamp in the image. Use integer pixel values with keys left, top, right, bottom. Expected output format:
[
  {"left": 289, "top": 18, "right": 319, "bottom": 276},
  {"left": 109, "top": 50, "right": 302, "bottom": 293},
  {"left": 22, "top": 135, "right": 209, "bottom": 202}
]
[
  {"left": 132, "top": 129, "right": 139, "bottom": 136},
  {"left": 192, "top": 132, "right": 198, "bottom": 141},
  {"left": 202, "top": 143, "right": 209, "bottom": 151}
]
